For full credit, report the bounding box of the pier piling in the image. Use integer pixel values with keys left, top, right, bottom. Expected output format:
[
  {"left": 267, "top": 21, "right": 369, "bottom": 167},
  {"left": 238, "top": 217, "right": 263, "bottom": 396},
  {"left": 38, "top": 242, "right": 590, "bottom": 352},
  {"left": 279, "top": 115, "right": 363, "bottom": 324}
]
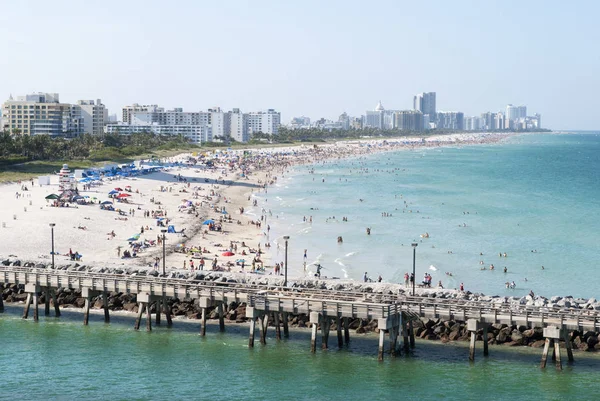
[
  {"left": 274, "top": 312, "right": 281, "bottom": 340},
  {"left": 343, "top": 317, "right": 350, "bottom": 345},
  {"left": 155, "top": 301, "right": 161, "bottom": 325},
  {"left": 541, "top": 326, "right": 567, "bottom": 370},
  {"left": 134, "top": 303, "right": 144, "bottom": 330},
  {"left": 200, "top": 307, "right": 207, "bottom": 336},
  {"left": 259, "top": 314, "right": 268, "bottom": 345},
  {"left": 83, "top": 294, "right": 91, "bottom": 326},
  {"left": 52, "top": 290, "right": 60, "bottom": 317},
  {"left": 146, "top": 302, "right": 152, "bottom": 331},
  {"left": 44, "top": 288, "right": 50, "bottom": 316},
  {"left": 321, "top": 316, "right": 330, "bottom": 350},
  {"left": 218, "top": 303, "right": 225, "bottom": 332},
  {"left": 336, "top": 317, "right": 343, "bottom": 348},
  {"left": 32, "top": 291, "right": 39, "bottom": 322},
  {"left": 103, "top": 292, "right": 110, "bottom": 323},
  {"left": 163, "top": 298, "right": 172, "bottom": 327},
  {"left": 249, "top": 317, "right": 256, "bottom": 348},
  {"left": 282, "top": 312, "right": 289, "bottom": 338},
  {"left": 22, "top": 293, "right": 32, "bottom": 319},
  {"left": 310, "top": 312, "right": 319, "bottom": 353}
]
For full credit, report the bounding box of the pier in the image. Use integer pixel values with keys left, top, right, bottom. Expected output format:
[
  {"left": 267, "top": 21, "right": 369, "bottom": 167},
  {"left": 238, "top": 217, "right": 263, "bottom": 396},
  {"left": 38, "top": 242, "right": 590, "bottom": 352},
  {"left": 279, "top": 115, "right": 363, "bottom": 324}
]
[{"left": 1, "top": 266, "right": 598, "bottom": 369}]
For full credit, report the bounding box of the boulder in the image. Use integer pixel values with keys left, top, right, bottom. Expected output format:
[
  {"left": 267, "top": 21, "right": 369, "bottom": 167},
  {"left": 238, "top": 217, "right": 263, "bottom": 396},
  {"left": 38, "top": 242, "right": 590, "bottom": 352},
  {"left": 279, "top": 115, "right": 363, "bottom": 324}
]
[{"left": 530, "top": 340, "right": 547, "bottom": 348}]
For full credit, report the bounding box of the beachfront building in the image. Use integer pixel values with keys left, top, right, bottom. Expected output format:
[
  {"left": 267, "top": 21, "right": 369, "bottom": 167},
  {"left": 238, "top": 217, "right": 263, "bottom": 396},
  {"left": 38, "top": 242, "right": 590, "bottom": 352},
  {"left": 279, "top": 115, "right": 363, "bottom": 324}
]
[
  {"left": 289, "top": 116, "right": 311, "bottom": 129},
  {"left": 338, "top": 112, "right": 350, "bottom": 130},
  {"left": 1, "top": 93, "right": 84, "bottom": 137},
  {"left": 363, "top": 101, "right": 385, "bottom": 129},
  {"left": 122, "top": 104, "right": 163, "bottom": 124},
  {"left": 227, "top": 108, "right": 248, "bottom": 142},
  {"left": 105, "top": 122, "right": 210, "bottom": 144},
  {"left": 414, "top": 92, "right": 436, "bottom": 127},
  {"left": 246, "top": 109, "right": 281, "bottom": 135},
  {"left": 436, "top": 111, "right": 465, "bottom": 130},
  {"left": 464, "top": 116, "right": 484, "bottom": 131},
  {"left": 77, "top": 99, "right": 108, "bottom": 135},
  {"left": 394, "top": 110, "right": 424, "bottom": 131}
]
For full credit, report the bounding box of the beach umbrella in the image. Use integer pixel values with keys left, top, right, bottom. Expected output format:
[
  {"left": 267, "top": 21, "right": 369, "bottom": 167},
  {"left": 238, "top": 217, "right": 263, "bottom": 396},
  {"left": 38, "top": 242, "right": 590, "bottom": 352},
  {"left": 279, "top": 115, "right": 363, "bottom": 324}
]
[
  {"left": 114, "top": 187, "right": 123, "bottom": 191},
  {"left": 222, "top": 251, "right": 235, "bottom": 257},
  {"left": 108, "top": 190, "right": 119, "bottom": 195},
  {"left": 117, "top": 193, "right": 131, "bottom": 198},
  {"left": 45, "top": 194, "right": 60, "bottom": 200},
  {"left": 202, "top": 219, "right": 215, "bottom": 225},
  {"left": 72, "top": 195, "right": 84, "bottom": 200},
  {"left": 101, "top": 200, "right": 112, "bottom": 205},
  {"left": 221, "top": 210, "right": 228, "bottom": 214}
]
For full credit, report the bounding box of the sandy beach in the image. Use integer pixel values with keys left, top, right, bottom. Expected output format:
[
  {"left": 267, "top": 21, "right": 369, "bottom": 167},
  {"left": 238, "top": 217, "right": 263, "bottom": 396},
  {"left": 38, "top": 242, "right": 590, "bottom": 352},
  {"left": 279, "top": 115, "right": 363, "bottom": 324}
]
[{"left": 0, "top": 132, "right": 514, "bottom": 278}]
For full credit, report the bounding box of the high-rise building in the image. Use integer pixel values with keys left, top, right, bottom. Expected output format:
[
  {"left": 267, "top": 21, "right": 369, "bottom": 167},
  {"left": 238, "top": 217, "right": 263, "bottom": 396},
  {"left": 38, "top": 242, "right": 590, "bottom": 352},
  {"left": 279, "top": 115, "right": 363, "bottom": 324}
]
[
  {"left": 122, "top": 104, "right": 163, "bottom": 124},
  {"left": 1, "top": 93, "right": 83, "bottom": 136},
  {"left": 209, "top": 107, "right": 225, "bottom": 140},
  {"left": 77, "top": 99, "right": 108, "bottom": 135},
  {"left": 394, "top": 110, "right": 424, "bottom": 131},
  {"left": 436, "top": 111, "right": 464, "bottom": 130},
  {"left": 338, "top": 112, "right": 350, "bottom": 130},
  {"left": 506, "top": 104, "right": 519, "bottom": 122},
  {"left": 414, "top": 92, "right": 436, "bottom": 119},
  {"left": 226, "top": 108, "right": 248, "bottom": 142},
  {"left": 246, "top": 109, "right": 281, "bottom": 135},
  {"left": 364, "top": 101, "right": 385, "bottom": 129}
]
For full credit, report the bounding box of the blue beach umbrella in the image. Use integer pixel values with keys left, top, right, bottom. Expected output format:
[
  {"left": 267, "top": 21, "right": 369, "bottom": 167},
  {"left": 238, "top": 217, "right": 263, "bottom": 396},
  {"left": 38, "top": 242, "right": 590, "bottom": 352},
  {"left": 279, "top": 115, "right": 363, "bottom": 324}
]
[{"left": 202, "top": 219, "right": 215, "bottom": 225}]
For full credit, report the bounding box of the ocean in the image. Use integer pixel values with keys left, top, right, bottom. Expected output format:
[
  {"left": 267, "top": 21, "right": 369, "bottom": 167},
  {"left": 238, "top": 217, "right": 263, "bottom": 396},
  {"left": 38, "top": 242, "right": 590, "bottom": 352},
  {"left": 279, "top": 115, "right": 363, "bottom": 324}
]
[
  {"left": 1, "top": 305, "right": 599, "bottom": 401},
  {"left": 262, "top": 132, "right": 600, "bottom": 300},
  {"left": 3, "top": 132, "right": 600, "bottom": 400}
]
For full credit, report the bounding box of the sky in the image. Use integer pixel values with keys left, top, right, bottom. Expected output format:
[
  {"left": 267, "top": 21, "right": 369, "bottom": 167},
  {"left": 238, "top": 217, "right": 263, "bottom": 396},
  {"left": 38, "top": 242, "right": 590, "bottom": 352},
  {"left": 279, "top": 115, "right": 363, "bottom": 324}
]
[{"left": 0, "top": 0, "right": 598, "bottom": 130}]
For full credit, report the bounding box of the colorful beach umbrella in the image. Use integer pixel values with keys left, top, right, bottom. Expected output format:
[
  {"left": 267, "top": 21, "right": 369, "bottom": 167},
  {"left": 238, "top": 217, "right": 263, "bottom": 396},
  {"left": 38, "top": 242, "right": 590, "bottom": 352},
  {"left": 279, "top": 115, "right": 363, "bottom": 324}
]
[
  {"left": 45, "top": 194, "right": 60, "bottom": 200},
  {"left": 117, "top": 193, "right": 131, "bottom": 198},
  {"left": 222, "top": 251, "right": 235, "bottom": 257}
]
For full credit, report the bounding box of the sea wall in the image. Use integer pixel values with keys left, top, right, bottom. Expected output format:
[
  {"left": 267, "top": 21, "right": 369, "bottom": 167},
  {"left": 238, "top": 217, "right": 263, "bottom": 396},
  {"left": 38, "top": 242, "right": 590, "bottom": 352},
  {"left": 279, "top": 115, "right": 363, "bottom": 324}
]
[{"left": 2, "top": 258, "right": 600, "bottom": 351}]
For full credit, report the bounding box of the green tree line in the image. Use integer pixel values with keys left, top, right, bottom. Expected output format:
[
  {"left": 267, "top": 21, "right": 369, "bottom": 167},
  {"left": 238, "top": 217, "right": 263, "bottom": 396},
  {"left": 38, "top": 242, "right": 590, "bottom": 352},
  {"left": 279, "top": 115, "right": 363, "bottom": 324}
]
[{"left": 0, "top": 131, "right": 195, "bottom": 163}]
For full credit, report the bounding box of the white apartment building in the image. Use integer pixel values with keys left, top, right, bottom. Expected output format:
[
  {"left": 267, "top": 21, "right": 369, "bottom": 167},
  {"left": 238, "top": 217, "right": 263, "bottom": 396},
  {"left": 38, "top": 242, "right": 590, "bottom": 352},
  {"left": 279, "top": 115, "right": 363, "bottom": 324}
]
[
  {"left": 1, "top": 93, "right": 83, "bottom": 136},
  {"left": 122, "top": 104, "right": 163, "bottom": 124},
  {"left": 77, "top": 99, "right": 108, "bottom": 135},
  {"left": 246, "top": 109, "right": 281, "bottom": 135},
  {"left": 227, "top": 108, "right": 248, "bottom": 142},
  {"left": 105, "top": 122, "right": 210, "bottom": 144}
]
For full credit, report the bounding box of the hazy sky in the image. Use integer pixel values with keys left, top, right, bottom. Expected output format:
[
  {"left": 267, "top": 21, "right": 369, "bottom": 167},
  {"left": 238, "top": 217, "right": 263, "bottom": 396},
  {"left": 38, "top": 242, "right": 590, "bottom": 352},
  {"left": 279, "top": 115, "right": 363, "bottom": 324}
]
[{"left": 1, "top": 0, "right": 597, "bottom": 130}]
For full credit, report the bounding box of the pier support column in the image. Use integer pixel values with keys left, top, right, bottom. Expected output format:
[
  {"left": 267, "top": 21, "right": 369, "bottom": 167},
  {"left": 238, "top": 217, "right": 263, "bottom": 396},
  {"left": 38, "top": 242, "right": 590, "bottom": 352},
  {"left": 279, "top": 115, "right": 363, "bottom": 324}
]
[
  {"left": 408, "top": 319, "right": 415, "bottom": 349},
  {"left": 200, "top": 307, "right": 207, "bottom": 337},
  {"left": 146, "top": 302, "right": 152, "bottom": 332},
  {"left": 336, "top": 317, "right": 343, "bottom": 348},
  {"left": 218, "top": 303, "right": 225, "bottom": 333},
  {"left": 246, "top": 307, "right": 259, "bottom": 348},
  {"left": 483, "top": 324, "right": 489, "bottom": 357},
  {"left": 564, "top": 329, "right": 574, "bottom": 362},
  {"left": 44, "top": 288, "right": 50, "bottom": 316},
  {"left": 401, "top": 314, "right": 409, "bottom": 353},
  {"left": 541, "top": 326, "right": 566, "bottom": 370},
  {"left": 321, "top": 316, "right": 331, "bottom": 350},
  {"left": 83, "top": 294, "right": 91, "bottom": 326},
  {"left": 52, "top": 290, "right": 60, "bottom": 317},
  {"left": 33, "top": 292, "right": 39, "bottom": 322},
  {"left": 0, "top": 287, "right": 4, "bottom": 313},
  {"left": 155, "top": 301, "right": 161, "bottom": 326},
  {"left": 163, "top": 297, "right": 172, "bottom": 327},
  {"left": 22, "top": 293, "right": 32, "bottom": 319},
  {"left": 134, "top": 303, "right": 145, "bottom": 331},
  {"left": 282, "top": 312, "right": 289, "bottom": 338},
  {"left": 274, "top": 312, "right": 281, "bottom": 340},
  {"left": 343, "top": 317, "right": 350, "bottom": 345},
  {"left": 378, "top": 329, "right": 386, "bottom": 361},
  {"left": 310, "top": 312, "right": 319, "bottom": 353},
  {"left": 103, "top": 292, "right": 110, "bottom": 323},
  {"left": 259, "top": 314, "right": 268, "bottom": 345},
  {"left": 390, "top": 325, "right": 399, "bottom": 357}
]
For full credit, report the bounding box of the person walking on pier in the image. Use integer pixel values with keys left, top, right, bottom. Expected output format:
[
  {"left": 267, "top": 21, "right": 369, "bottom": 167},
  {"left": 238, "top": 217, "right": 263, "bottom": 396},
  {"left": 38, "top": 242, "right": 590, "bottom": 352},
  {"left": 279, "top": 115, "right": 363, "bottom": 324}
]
[{"left": 404, "top": 272, "right": 409, "bottom": 287}]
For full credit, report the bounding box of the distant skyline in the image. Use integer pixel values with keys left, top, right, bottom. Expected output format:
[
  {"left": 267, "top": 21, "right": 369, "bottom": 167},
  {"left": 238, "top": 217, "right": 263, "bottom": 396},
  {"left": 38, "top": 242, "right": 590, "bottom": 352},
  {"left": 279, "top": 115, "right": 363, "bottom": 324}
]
[{"left": 1, "top": 0, "right": 598, "bottom": 130}]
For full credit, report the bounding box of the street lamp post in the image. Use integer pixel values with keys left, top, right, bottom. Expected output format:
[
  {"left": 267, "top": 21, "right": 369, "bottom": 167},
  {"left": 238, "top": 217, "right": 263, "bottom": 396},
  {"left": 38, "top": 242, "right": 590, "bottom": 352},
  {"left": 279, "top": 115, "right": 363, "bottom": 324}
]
[
  {"left": 283, "top": 235, "right": 290, "bottom": 287},
  {"left": 49, "top": 223, "right": 56, "bottom": 269},
  {"left": 412, "top": 243, "right": 418, "bottom": 296},
  {"left": 161, "top": 229, "right": 167, "bottom": 276}
]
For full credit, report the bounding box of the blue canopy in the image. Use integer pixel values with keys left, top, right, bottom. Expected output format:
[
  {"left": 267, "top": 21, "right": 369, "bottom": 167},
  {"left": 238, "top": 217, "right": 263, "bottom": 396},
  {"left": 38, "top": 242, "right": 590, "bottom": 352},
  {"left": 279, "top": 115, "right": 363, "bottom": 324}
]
[
  {"left": 202, "top": 219, "right": 215, "bottom": 225},
  {"left": 108, "top": 190, "right": 119, "bottom": 195}
]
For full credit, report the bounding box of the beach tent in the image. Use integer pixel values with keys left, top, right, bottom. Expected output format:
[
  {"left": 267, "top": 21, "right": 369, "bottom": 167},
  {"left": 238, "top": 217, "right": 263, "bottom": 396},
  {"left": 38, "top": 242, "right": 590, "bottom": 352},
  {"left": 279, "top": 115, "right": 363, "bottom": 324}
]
[
  {"left": 202, "top": 219, "right": 215, "bottom": 225},
  {"left": 127, "top": 233, "right": 141, "bottom": 241},
  {"left": 167, "top": 225, "right": 176, "bottom": 233},
  {"left": 45, "top": 194, "right": 60, "bottom": 200}
]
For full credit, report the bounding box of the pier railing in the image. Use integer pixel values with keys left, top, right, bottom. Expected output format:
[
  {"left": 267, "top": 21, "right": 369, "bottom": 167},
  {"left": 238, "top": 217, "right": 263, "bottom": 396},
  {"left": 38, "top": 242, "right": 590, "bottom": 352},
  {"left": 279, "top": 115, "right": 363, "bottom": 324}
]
[{"left": 1, "top": 266, "right": 599, "bottom": 330}]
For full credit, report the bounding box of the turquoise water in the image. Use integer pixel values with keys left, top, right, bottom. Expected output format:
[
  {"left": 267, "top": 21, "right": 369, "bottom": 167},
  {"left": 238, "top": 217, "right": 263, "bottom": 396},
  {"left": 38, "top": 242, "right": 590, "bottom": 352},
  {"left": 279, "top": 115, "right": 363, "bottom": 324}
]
[
  {"left": 2, "top": 306, "right": 600, "bottom": 400},
  {"left": 262, "top": 133, "right": 600, "bottom": 299}
]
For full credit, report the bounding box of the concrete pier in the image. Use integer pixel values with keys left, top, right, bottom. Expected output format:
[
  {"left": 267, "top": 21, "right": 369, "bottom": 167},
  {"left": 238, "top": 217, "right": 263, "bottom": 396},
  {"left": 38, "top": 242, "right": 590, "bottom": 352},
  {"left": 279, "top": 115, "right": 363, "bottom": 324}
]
[
  {"left": 541, "top": 326, "right": 572, "bottom": 370},
  {"left": 310, "top": 312, "right": 319, "bottom": 353},
  {"left": 467, "top": 319, "right": 490, "bottom": 362}
]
